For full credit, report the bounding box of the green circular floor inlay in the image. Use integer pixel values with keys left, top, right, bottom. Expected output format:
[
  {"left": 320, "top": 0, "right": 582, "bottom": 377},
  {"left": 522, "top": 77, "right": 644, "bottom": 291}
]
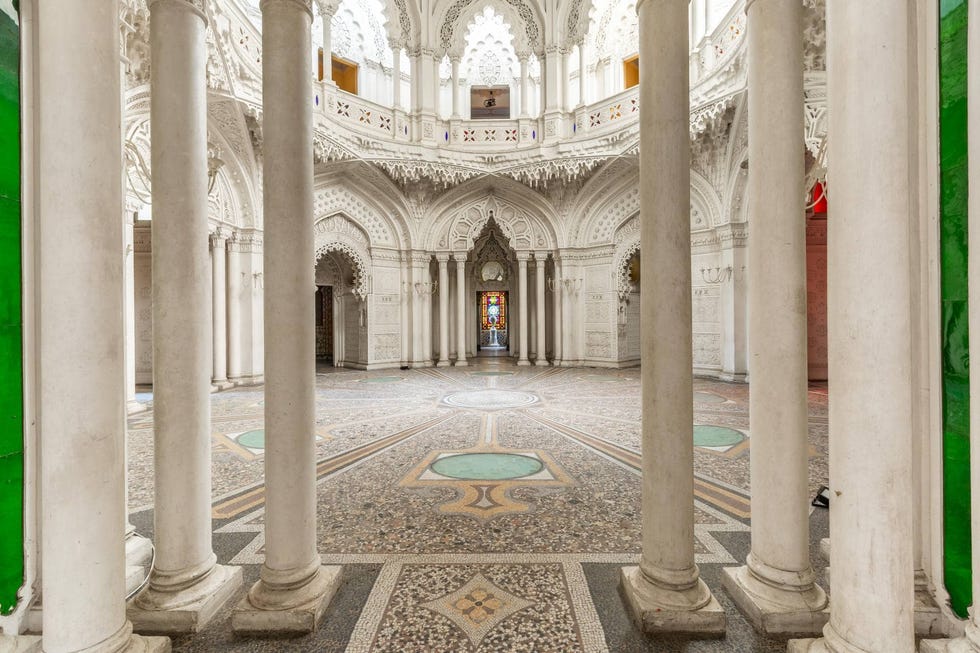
[
  {"left": 694, "top": 391, "right": 727, "bottom": 404},
  {"left": 360, "top": 376, "right": 403, "bottom": 383},
  {"left": 693, "top": 425, "right": 745, "bottom": 447},
  {"left": 237, "top": 429, "right": 265, "bottom": 449},
  {"left": 431, "top": 453, "right": 544, "bottom": 480}
]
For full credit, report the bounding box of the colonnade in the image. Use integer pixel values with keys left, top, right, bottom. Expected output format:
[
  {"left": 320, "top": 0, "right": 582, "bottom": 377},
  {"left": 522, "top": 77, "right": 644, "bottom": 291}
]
[
  {"left": 424, "top": 250, "right": 552, "bottom": 366},
  {"left": 23, "top": 0, "right": 971, "bottom": 652}
]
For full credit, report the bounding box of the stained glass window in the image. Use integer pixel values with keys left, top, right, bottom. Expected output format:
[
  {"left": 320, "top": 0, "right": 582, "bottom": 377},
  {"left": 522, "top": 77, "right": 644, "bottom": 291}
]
[{"left": 481, "top": 291, "right": 507, "bottom": 330}]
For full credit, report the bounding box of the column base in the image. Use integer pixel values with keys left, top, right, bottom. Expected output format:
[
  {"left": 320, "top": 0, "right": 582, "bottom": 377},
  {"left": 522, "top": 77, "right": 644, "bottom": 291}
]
[
  {"left": 121, "top": 636, "right": 172, "bottom": 653},
  {"left": 787, "top": 639, "right": 832, "bottom": 653},
  {"left": 534, "top": 359, "right": 549, "bottom": 367},
  {"left": 920, "top": 637, "right": 980, "bottom": 653},
  {"left": 517, "top": 359, "right": 532, "bottom": 367},
  {"left": 0, "top": 636, "right": 41, "bottom": 653},
  {"left": 231, "top": 565, "right": 342, "bottom": 635},
  {"left": 721, "top": 565, "right": 828, "bottom": 635},
  {"left": 619, "top": 566, "right": 726, "bottom": 636},
  {"left": 128, "top": 564, "right": 242, "bottom": 634},
  {"left": 436, "top": 360, "right": 452, "bottom": 368},
  {"left": 211, "top": 380, "right": 234, "bottom": 391},
  {"left": 455, "top": 359, "right": 469, "bottom": 367}
]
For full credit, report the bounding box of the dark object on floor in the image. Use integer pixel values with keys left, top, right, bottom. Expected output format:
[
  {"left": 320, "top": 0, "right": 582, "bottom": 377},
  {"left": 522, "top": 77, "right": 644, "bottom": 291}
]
[{"left": 812, "top": 485, "right": 831, "bottom": 508}]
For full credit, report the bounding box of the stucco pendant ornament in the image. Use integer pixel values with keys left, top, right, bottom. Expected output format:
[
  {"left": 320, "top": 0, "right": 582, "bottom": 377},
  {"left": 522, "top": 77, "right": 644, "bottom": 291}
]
[{"left": 481, "top": 260, "right": 505, "bottom": 282}]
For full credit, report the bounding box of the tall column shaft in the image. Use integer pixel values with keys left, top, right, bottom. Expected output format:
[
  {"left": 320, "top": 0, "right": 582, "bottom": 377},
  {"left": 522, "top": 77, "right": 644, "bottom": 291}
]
[
  {"left": 534, "top": 256, "right": 547, "bottom": 365},
  {"left": 517, "top": 254, "right": 530, "bottom": 365},
  {"left": 234, "top": 0, "right": 341, "bottom": 633},
  {"left": 137, "top": 0, "right": 241, "bottom": 628},
  {"left": 722, "top": 0, "right": 825, "bottom": 634},
  {"left": 212, "top": 235, "right": 228, "bottom": 383},
  {"left": 520, "top": 57, "right": 530, "bottom": 117},
  {"left": 620, "top": 0, "right": 724, "bottom": 634},
  {"left": 226, "top": 241, "right": 243, "bottom": 379},
  {"left": 437, "top": 255, "right": 451, "bottom": 366},
  {"left": 578, "top": 42, "right": 587, "bottom": 106},
  {"left": 455, "top": 255, "right": 468, "bottom": 366},
  {"left": 450, "top": 57, "right": 461, "bottom": 118},
  {"left": 552, "top": 258, "right": 563, "bottom": 364},
  {"left": 321, "top": 9, "right": 332, "bottom": 75},
  {"left": 37, "top": 1, "right": 166, "bottom": 650},
  {"left": 391, "top": 44, "right": 402, "bottom": 110},
  {"left": 793, "top": 1, "right": 916, "bottom": 651}
]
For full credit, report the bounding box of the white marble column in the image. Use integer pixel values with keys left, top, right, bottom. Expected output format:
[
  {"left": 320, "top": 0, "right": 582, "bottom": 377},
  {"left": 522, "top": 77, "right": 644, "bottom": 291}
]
[
  {"left": 455, "top": 253, "right": 468, "bottom": 366},
  {"left": 517, "top": 252, "right": 531, "bottom": 365},
  {"left": 400, "top": 255, "right": 410, "bottom": 365},
  {"left": 391, "top": 42, "right": 402, "bottom": 110},
  {"left": 226, "top": 236, "right": 243, "bottom": 381},
  {"left": 436, "top": 254, "right": 451, "bottom": 366},
  {"left": 578, "top": 41, "right": 588, "bottom": 107},
  {"left": 789, "top": 1, "right": 915, "bottom": 651},
  {"left": 211, "top": 232, "right": 229, "bottom": 386},
  {"left": 131, "top": 0, "right": 242, "bottom": 633},
  {"left": 534, "top": 254, "right": 547, "bottom": 366},
  {"left": 450, "top": 56, "right": 461, "bottom": 118},
  {"left": 37, "top": 1, "right": 168, "bottom": 650},
  {"left": 321, "top": 6, "right": 333, "bottom": 76},
  {"left": 519, "top": 55, "right": 530, "bottom": 117},
  {"left": 929, "top": 4, "right": 980, "bottom": 649},
  {"left": 620, "top": 0, "right": 724, "bottom": 635},
  {"left": 552, "top": 257, "right": 563, "bottom": 365},
  {"left": 233, "top": 0, "right": 342, "bottom": 634},
  {"left": 721, "top": 0, "right": 826, "bottom": 635},
  {"left": 421, "top": 255, "right": 434, "bottom": 366}
]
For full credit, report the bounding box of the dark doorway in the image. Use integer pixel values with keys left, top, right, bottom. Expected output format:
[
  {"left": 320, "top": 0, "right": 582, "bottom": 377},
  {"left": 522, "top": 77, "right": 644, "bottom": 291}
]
[{"left": 316, "top": 285, "right": 334, "bottom": 364}]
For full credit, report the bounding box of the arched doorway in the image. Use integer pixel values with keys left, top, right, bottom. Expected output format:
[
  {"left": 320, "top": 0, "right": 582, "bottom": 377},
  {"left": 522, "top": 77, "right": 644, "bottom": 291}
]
[
  {"left": 315, "top": 248, "right": 365, "bottom": 368},
  {"left": 616, "top": 246, "right": 641, "bottom": 366},
  {"left": 470, "top": 219, "right": 518, "bottom": 358}
]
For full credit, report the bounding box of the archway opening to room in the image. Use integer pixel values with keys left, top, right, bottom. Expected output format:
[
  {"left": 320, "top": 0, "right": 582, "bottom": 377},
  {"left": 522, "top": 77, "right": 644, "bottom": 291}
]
[
  {"left": 478, "top": 290, "right": 509, "bottom": 352},
  {"left": 315, "top": 247, "right": 367, "bottom": 368},
  {"left": 617, "top": 247, "right": 641, "bottom": 366},
  {"left": 468, "top": 217, "right": 520, "bottom": 359}
]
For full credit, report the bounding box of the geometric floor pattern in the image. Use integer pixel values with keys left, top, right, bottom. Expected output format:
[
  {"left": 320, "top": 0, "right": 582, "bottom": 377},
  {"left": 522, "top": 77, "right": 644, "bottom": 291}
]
[{"left": 126, "top": 358, "right": 831, "bottom": 652}]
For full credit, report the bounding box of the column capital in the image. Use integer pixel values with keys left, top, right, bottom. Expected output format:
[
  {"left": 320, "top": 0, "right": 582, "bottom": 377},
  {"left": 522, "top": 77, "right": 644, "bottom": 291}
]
[
  {"left": 260, "top": 0, "right": 314, "bottom": 19},
  {"left": 516, "top": 51, "right": 531, "bottom": 64},
  {"left": 453, "top": 252, "right": 468, "bottom": 263},
  {"left": 209, "top": 231, "right": 228, "bottom": 249},
  {"left": 515, "top": 251, "right": 531, "bottom": 262},
  {"left": 435, "top": 252, "right": 451, "bottom": 263},
  {"left": 534, "top": 251, "right": 549, "bottom": 265},
  {"left": 148, "top": 0, "right": 208, "bottom": 23},
  {"left": 388, "top": 37, "right": 404, "bottom": 51}
]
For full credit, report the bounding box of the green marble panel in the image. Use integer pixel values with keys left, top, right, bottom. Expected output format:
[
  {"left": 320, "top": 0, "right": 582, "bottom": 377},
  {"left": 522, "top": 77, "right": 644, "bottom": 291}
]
[
  {"left": 0, "top": 5, "right": 20, "bottom": 615},
  {"left": 939, "top": 0, "right": 971, "bottom": 618}
]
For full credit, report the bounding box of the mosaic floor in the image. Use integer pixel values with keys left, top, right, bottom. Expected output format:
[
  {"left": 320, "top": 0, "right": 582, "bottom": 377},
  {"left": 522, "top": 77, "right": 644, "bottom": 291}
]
[{"left": 126, "top": 360, "right": 831, "bottom": 652}]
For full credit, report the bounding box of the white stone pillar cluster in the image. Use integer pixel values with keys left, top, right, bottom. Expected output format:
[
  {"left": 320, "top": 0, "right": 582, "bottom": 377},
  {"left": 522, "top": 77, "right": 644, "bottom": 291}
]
[
  {"left": 211, "top": 231, "right": 229, "bottom": 386},
  {"left": 36, "top": 0, "right": 169, "bottom": 649},
  {"left": 455, "top": 253, "right": 468, "bottom": 366},
  {"left": 620, "top": 0, "right": 725, "bottom": 636},
  {"left": 519, "top": 55, "right": 530, "bottom": 118},
  {"left": 721, "top": 0, "right": 826, "bottom": 635},
  {"left": 789, "top": 1, "right": 916, "bottom": 651},
  {"left": 534, "top": 253, "right": 547, "bottom": 366},
  {"left": 450, "top": 57, "right": 461, "bottom": 119},
  {"left": 130, "top": 0, "right": 242, "bottom": 634},
  {"left": 436, "top": 253, "right": 451, "bottom": 366},
  {"left": 232, "top": 0, "right": 342, "bottom": 634},
  {"left": 516, "top": 252, "right": 531, "bottom": 365}
]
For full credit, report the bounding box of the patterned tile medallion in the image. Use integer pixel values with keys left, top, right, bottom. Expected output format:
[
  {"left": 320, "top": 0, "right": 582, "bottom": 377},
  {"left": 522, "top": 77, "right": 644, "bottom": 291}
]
[{"left": 348, "top": 562, "right": 605, "bottom": 653}]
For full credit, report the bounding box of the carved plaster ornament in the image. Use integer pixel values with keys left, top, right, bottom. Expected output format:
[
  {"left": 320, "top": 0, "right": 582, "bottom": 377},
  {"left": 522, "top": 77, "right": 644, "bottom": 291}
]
[{"left": 481, "top": 260, "right": 505, "bottom": 282}]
